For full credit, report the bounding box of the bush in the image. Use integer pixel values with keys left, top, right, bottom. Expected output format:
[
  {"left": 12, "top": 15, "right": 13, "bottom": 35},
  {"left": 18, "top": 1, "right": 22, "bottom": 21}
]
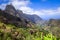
[{"left": 0, "top": 22, "right": 60, "bottom": 40}]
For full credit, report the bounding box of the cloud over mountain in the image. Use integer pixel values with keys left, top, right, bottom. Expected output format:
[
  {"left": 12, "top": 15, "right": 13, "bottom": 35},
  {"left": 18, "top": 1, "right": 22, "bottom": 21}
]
[{"left": 0, "top": 0, "right": 60, "bottom": 19}]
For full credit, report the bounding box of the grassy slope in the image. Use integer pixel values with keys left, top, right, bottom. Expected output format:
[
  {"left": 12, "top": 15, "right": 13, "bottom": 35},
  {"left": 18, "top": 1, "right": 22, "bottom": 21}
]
[{"left": 0, "top": 21, "right": 60, "bottom": 40}]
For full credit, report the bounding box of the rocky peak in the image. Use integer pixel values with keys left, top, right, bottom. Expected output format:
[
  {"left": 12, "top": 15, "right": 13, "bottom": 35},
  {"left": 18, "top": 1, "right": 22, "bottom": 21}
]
[{"left": 5, "top": 4, "right": 17, "bottom": 16}]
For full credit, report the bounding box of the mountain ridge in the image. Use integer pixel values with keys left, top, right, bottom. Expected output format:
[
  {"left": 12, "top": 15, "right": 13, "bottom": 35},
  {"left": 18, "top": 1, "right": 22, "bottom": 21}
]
[{"left": 5, "top": 4, "right": 42, "bottom": 24}]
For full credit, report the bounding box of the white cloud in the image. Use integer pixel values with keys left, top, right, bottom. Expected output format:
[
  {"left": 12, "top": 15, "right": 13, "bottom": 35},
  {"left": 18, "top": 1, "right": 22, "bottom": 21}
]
[
  {"left": 0, "top": 0, "right": 10, "bottom": 10},
  {"left": 11, "top": 0, "right": 30, "bottom": 6},
  {"left": 0, "top": 4, "right": 7, "bottom": 10},
  {"left": 19, "top": 6, "right": 34, "bottom": 14}
]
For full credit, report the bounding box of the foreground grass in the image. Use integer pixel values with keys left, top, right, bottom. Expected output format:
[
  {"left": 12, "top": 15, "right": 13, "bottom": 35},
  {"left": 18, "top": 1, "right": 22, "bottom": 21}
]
[{"left": 0, "top": 22, "right": 60, "bottom": 40}]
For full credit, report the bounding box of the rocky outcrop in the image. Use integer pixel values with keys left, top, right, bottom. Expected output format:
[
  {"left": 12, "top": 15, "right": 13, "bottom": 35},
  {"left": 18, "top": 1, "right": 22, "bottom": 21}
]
[{"left": 0, "top": 9, "right": 34, "bottom": 28}]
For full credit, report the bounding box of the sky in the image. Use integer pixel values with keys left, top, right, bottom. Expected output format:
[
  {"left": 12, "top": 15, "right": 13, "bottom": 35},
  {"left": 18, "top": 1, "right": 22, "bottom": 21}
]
[{"left": 0, "top": 0, "right": 60, "bottom": 20}]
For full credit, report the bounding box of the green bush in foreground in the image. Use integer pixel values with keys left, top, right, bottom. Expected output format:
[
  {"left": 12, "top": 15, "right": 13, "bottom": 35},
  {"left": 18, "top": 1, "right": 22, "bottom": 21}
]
[{"left": 0, "top": 22, "right": 60, "bottom": 40}]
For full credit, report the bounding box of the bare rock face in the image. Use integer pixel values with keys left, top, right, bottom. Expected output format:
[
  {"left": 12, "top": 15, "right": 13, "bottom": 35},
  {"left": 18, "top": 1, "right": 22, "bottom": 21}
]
[{"left": 5, "top": 4, "right": 17, "bottom": 16}]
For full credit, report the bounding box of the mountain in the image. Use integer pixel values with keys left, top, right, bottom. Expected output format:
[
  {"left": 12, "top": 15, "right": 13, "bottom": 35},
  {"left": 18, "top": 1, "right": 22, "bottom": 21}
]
[
  {"left": 5, "top": 4, "right": 17, "bottom": 16},
  {"left": 44, "top": 19, "right": 60, "bottom": 38},
  {"left": 48, "top": 19, "right": 60, "bottom": 26},
  {"left": 0, "top": 4, "right": 43, "bottom": 28},
  {"left": 0, "top": 4, "right": 60, "bottom": 39},
  {"left": 0, "top": 9, "right": 35, "bottom": 28},
  {"left": 5, "top": 4, "right": 42, "bottom": 24}
]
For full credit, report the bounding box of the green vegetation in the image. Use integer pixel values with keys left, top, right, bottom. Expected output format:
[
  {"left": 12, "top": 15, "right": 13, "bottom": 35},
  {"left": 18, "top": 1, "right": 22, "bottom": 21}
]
[{"left": 0, "top": 22, "right": 60, "bottom": 40}]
